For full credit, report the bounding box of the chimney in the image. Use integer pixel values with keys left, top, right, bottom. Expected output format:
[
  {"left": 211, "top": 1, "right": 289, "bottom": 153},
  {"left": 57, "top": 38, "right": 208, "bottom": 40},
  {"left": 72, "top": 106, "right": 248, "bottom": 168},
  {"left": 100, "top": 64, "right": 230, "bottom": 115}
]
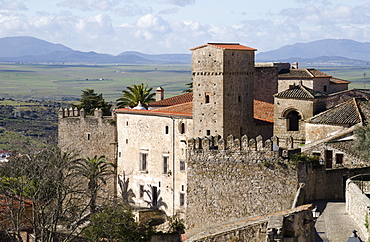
[
  {"left": 156, "top": 87, "right": 164, "bottom": 101},
  {"left": 292, "top": 62, "right": 299, "bottom": 69}
]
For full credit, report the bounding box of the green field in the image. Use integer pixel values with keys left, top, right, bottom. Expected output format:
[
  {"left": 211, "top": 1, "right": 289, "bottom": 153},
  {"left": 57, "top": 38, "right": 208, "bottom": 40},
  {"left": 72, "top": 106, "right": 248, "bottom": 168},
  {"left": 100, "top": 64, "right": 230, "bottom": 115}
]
[
  {"left": 1, "top": 63, "right": 370, "bottom": 102},
  {"left": 0, "top": 64, "right": 192, "bottom": 102}
]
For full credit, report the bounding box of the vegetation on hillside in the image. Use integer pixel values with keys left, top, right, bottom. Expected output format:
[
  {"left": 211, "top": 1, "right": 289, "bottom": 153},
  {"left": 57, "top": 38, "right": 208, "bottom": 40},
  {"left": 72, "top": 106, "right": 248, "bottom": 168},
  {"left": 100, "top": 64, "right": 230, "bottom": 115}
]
[{"left": 0, "top": 99, "right": 69, "bottom": 152}]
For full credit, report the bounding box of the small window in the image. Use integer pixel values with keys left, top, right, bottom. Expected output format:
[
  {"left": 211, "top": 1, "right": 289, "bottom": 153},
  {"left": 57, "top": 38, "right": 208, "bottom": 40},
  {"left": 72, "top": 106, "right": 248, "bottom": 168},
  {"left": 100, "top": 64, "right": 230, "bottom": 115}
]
[
  {"left": 181, "top": 185, "right": 185, "bottom": 192},
  {"left": 158, "top": 181, "right": 161, "bottom": 187},
  {"left": 205, "top": 94, "right": 210, "bottom": 103},
  {"left": 140, "top": 153, "right": 147, "bottom": 171},
  {"left": 118, "top": 152, "right": 121, "bottom": 158},
  {"left": 206, "top": 130, "right": 211, "bottom": 136},
  {"left": 87, "top": 133, "right": 91, "bottom": 140},
  {"left": 139, "top": 185, "right": 144, "bottom": 198},
  {"left": 323, "top": 85, "right": 328, "bottom": 92},
  {"left": 238, "top": 96, "right": 241, "bottom": 102},
  {"left": 126, "top": 139, "right": 128, "bottom": 144},
  {"left": 180, "top": 160, "right": 185, "bottom": 171},
  {"left": 336, "top": 154, "right": 344, "bottom": 164},
  {"left": 165, "top": 126, "right": 169, "bottom": 134},
  {"left": 180, "top": 122, "right": 185, "bottom": 134},
  {"left": 180, "top": 193, "right": 185, "bottom": 207},
  {"left": 163, "top": 156, "right": 168, "bottom": 174}
]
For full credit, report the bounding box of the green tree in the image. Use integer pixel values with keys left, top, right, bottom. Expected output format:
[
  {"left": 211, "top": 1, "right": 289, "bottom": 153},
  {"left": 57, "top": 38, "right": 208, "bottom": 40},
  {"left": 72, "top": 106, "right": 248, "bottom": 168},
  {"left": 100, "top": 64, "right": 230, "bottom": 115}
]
[
  {"left": 72, "top": 89, "right": 112, "bottom": 116},
  {"left": 83, "top": 204, "right": 150, "bottom": 242},
  {"left": 182, "top": 81, "right": 193, "bottom": 93},
  {"left": 70, "top": 155, "right": 116, "bottom": 214},
  {"left": 353, "top": 125, "right": 370, "bottom": 161},
  {"left": 0, "top": 147, "right": 88, "bottom": 242},
  {"left": 116, "top": 83, "right": 155, "bottom": 108}
]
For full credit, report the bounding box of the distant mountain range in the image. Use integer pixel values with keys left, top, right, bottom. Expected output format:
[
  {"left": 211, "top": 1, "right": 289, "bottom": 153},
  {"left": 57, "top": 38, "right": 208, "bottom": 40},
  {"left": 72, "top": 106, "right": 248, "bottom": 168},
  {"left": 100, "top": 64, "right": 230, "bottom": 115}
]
[{"left": 0, "top": 36, "right": 369, "bottom": 66}]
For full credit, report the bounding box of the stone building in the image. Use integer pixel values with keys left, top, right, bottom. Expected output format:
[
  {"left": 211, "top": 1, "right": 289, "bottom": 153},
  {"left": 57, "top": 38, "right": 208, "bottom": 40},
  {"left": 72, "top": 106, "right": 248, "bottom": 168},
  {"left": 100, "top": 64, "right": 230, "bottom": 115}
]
[
  {"left": 191, "top": 43, "right": 256, "bottom": 138},
  {"left": 58, "top": 42, "right": 370, "bottom": 240}
]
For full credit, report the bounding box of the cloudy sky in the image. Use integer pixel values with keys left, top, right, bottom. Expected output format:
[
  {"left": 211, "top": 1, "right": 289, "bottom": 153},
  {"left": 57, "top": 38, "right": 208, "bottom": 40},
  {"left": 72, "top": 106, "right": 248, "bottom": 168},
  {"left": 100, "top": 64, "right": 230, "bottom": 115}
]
[{"left": 0, "top": 0, "right": 369, "bottom": 55}]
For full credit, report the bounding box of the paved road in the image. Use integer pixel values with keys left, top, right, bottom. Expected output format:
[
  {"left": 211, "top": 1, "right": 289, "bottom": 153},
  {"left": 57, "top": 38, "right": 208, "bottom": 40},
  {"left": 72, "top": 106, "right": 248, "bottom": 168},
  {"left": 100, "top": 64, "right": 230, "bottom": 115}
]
[{"left": 314, "top": 200, "right": 366, "bottom": 242}]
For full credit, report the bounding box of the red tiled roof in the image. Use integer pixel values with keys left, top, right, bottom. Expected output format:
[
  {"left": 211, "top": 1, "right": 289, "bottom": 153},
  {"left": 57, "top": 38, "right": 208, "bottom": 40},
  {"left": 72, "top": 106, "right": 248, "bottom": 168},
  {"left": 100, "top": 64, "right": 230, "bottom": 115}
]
[
  {"left": 148, "top": 92, "right": 192, "bottom": 107},
  {"left": 116, "top": 93, "right": 274, "bottom": 123},
  {"left": 154, "top": 102, "right": 192, "bottom": 114},
  {"left": 330, "top": 77, "right": 351, "bottom": 84},
  {"left": 254, "top": 100, "right": 274, "bottom": 123},
  {"left": 190, "top": 43, "right": 257, "bottom": 51}
]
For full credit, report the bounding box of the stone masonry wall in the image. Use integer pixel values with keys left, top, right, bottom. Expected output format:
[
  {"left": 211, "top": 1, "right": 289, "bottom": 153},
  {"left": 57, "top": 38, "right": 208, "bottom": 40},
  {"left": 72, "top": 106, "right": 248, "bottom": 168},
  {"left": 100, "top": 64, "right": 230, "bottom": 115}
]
[
  {"left": 58, "top": 108, "right": 117, "bottom": 198},
  {"left": 346, "top": 176, "right": 370, "bottom": 241},
  {"left": 186, "top": 135, "right": 299, "bottom": 229},
  {"left": 254, "top": 66, "right": 278, "bottom": 104}
]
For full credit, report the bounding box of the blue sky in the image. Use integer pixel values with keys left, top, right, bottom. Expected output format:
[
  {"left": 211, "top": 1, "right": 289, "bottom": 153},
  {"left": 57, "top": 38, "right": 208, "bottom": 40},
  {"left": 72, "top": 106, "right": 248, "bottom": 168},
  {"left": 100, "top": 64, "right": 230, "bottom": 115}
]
[{"left": 0, "top": 0, "right": 369, "bottom": 54}]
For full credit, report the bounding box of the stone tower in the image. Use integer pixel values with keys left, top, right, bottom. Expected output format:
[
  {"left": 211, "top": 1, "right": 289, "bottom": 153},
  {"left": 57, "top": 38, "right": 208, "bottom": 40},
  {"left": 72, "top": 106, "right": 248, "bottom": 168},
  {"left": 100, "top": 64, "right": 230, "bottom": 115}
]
[{"left": 191, "top": 43, "right": 256, "bottom": 138}]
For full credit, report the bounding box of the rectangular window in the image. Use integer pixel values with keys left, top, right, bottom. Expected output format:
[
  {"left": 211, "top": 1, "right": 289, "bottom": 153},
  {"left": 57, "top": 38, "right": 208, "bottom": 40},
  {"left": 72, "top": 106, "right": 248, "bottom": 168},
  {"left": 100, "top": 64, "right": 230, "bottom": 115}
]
[
  {"left": 118, "top": 152, "right": 121, "bottom": 158},
  {"left": 180, "top": 193, "right": 185, "bottom": 207},
  {"left": 140, "top": 153, "right": 147, "bottom": 171},
  {"left": 180, "top": 160, "right": 185, "bottom": 171},
  {"left": 206, "top": 130, "right": 211, "bottom": 136},
  {"left": 165, "top": 125, "right": 169, "bottom": 134},
  {"left": 139, "top": 185, "right": 144, "bottom": 198},
  {"left": 336, "top": 154, "right": 344, "bottom": 164},
  {"left": 163, "top": 156, "right": 168, "bottom": 174}
]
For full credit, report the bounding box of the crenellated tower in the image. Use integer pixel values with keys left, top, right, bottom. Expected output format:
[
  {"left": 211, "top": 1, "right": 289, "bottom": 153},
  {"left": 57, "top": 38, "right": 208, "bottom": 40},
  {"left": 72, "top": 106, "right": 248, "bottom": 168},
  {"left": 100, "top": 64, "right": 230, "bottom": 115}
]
[{"left": 191, "top": 43, "right": 256, "bottom": 138}]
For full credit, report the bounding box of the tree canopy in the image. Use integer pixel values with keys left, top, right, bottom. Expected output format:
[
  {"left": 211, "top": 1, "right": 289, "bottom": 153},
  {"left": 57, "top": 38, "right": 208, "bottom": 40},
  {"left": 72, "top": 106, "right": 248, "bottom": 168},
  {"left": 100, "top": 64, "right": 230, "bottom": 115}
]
[
  {"left": 353, "top": 124, "right": 370, "bottom": 161},
  {"left": 72, "top": 89, "right": 112, "bottom": 116},
  {"left": 116, "top": 83, "right": 155, "bottom": 108}
]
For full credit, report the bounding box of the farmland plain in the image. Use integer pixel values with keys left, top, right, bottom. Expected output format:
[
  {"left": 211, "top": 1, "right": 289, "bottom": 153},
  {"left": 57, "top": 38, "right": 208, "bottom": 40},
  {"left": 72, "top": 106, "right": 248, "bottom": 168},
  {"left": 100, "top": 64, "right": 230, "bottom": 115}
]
[
  {"left": 0, "top": 64, "right": 192, "bottom": 102},
  {"left": 1, "top": 63, "right": 370, "bottom": 102}
]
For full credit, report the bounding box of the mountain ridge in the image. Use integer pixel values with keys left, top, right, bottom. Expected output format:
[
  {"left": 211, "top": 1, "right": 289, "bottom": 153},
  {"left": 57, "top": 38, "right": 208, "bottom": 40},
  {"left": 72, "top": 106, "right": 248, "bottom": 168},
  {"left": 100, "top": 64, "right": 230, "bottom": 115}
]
[{"left": 0, "top": 36, "right": 369, "bottom": 66}]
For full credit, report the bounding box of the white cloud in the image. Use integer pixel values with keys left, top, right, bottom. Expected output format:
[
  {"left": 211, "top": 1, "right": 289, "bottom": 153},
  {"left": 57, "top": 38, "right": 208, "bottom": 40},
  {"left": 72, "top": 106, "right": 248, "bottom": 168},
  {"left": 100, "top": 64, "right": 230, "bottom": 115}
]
[
  {"left": 158, "top": 7, "right": 179, "bottom": 15},
  {"left": 115, "top": 5, "right": 153, "bottom": 17},
  {"left": 0, "top": 1, "right": 28, "bottom": 10},
  {"left": 57, "top": 0, "right": 91, "bottom": 11},
  {"left": 154, "top": 0, "right": 195, "bottom": 7}
]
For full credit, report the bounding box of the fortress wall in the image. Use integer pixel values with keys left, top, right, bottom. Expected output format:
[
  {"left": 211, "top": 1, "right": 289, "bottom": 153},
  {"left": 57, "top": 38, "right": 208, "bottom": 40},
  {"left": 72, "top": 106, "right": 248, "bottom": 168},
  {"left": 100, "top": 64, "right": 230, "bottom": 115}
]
[
  {"left": 186, "top": 135, "right": 299, "bottom": 229},
  {"left": 254, "top": 66, "right": 278, "bottom": 104},
  {"left": 58, "top": 108, "right": 117, "bottom": 198}
]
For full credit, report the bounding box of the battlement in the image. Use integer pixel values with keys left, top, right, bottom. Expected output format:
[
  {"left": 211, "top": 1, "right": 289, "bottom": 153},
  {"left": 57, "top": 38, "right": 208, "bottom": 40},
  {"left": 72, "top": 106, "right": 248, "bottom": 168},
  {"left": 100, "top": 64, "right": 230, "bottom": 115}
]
[
  {"left": 58, "top": 107, "right": 115, "bottom": 120},
  {"left": 188, "top": 134, "right": 296, "bottom": 153}
]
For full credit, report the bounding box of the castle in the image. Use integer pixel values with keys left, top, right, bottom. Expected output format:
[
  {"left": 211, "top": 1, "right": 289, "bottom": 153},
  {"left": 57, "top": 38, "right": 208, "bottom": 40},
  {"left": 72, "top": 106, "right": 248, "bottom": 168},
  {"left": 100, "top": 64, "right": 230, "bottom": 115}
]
[{"left": 58, "top": 43, "right": 370, "bottom": 241}]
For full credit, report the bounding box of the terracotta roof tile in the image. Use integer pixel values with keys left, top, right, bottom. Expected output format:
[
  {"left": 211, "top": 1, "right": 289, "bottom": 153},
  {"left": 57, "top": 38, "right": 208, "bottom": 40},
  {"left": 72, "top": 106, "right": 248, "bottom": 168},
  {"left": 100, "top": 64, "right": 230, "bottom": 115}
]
[
  {"left": 330, "top": 77, "right": 351, "bottom": 84},
  {"left": 279, "top": 69, "right": 331, "bottom": 78},
  {"left": 154, "top": 102, "right": 192, "bottom": 114},
  {"left": 275, "top": 85, "right": 327, "bottom": 99},
  {"left": 254, "top": 100, "right": 274, "bottom": 123},
  {"left": 148, "top": 92, "right": 192, "bottom": 107},
  {"left": 190, "top": 43, "right": 257, "bottom": 51},
  {"left": 306, "top": 98, "right": 369, "bottom": 125}
]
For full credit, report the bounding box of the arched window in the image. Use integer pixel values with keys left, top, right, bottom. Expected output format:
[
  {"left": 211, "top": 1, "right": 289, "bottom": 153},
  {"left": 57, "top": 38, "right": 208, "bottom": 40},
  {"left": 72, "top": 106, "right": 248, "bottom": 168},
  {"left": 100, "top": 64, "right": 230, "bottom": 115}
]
[{"left": 286, "top": 110, "right": 301, "bottom": 131}]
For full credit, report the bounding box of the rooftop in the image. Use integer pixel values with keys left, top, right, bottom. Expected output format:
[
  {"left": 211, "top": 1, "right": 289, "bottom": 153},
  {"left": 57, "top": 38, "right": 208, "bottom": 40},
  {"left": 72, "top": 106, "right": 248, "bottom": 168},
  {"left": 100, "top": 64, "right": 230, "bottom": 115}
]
[
  {"left": 306, "top": 98, "right": 370, "bottom": 125},
  {"left": 275, "top": 84, "right": 327, "bottom": 99},
  {"left": 278, "top": 69, "right": 332, "bottom": 79},
  {"left": 190, "top": 43, "right": 257, "bottom": 51}
]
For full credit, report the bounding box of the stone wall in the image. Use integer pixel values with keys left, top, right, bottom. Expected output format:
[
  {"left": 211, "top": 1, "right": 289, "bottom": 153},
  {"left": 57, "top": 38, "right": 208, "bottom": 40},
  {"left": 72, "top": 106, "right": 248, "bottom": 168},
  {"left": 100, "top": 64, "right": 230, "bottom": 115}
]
[
  {"left": 184, "top": 204, "right": 314, "bottom": 242},
  {"left": 186, "top": 135, "right": 299, "bottom": 229},
  {"left": 58, "top": 108, "right": 117, "bottom": 197},
  {"left": 300, "top": 165, "right": 370, "bottom": 202},
  {"left": 346, "top": 175, "right": 370, "bottom": 241},
  {"left": 254, "top": 66, "right": 278, "bottom": 104}
]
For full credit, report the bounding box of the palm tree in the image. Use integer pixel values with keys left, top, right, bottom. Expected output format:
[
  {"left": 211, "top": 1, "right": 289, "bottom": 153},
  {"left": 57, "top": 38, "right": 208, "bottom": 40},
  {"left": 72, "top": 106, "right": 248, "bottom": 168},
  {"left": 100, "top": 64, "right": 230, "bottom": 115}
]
[
  {"left": 116, "top": 83, "right": 155, "bottom": 108},
  {"left": 70, "top": 155, "right": 116, "bottom": 214}
]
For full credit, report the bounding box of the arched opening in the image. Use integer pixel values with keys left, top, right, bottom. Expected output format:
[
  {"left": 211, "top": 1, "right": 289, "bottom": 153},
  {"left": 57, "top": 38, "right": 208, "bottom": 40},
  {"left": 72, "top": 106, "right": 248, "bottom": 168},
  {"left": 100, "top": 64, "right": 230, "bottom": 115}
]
[{"left": 285, "top": 110, "right": 301, "bottom": 131}]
